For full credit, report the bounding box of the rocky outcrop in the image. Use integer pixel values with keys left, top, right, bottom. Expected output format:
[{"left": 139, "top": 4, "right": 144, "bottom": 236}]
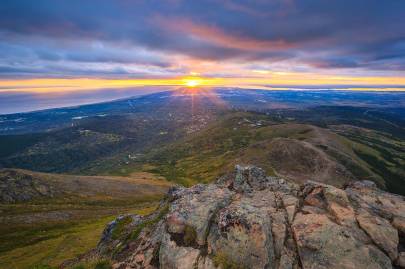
[
  {"left": 97, "top": 165, "right": 405, "bottom": 269},
  {"left": 0, "top": 169, "right": 57, "bottom": 203}
]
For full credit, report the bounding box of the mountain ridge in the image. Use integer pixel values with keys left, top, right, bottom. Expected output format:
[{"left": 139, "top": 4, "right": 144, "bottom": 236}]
[
  {"left": 77, "top": 165, "right": 405, "bottom": 269},
  {"left": 0, "top": 168, "right": 172, "bottom": 204}
]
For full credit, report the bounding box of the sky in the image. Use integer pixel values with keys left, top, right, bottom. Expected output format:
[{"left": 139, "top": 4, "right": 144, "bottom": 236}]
[{"left": 1, "top": 0, "right": 405, "bottom": 93}]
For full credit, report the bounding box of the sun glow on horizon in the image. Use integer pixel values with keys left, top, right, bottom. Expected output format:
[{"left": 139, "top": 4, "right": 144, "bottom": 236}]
[
  {"left": 0, "top": 73, "right": 405, "bottom": 94},
  {"left": 183, "top": 77, "right": 203, "bottom": 87}
]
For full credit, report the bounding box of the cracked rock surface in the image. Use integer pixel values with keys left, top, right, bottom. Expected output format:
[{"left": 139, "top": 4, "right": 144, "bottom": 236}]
[{"left": 97, "top": 165, "right": 405, "bottom": 269}]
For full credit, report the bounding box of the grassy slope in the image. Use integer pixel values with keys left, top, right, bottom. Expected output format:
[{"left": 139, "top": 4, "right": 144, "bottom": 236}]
[
  {"left": 142, "top": 112, "right": 279, "bottom": 186},
  {"left": 330, "top": 124, "right": 405, "bottom": 194},
  {"left": 129, "top": 112, "right": 403, "bottom": 192},
  {"left": 0, "top": 170, "right": 172, "bottom": 269},
  {"left": 0, "top": 206, "right": 156, "bottom": 269}
]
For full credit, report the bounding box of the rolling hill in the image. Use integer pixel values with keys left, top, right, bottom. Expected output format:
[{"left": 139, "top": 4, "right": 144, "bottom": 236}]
[
  {"left": 138, "top": 112, "right": 404, "bottom": 194},
  {"left": 0, "top": 89, "right": 404, "bottom": 194},
  {"left": 0, "top": 169, "right": 171, "bottom": 268}
]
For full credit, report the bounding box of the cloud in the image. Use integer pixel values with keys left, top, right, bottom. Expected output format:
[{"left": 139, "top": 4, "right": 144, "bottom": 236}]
[
  {"left": 156, "top": 17, "right": 294, "bottom": 52},
  {"left": 0, "top": 0, "right": 404, "bottom": 78}
]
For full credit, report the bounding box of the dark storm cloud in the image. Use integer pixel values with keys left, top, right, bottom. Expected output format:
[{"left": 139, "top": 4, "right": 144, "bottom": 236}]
[{"left": 1, "top": 0, "right": 405, "bottom": 77}]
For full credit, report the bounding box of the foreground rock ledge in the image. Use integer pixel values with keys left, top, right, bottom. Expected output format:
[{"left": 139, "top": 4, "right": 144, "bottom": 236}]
[{"left": 97, "top": 165, "right": 405, "bottom": 269}]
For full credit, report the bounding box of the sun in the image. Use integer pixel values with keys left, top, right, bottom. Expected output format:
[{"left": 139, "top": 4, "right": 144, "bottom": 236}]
[
  {"left": 183, "top": 78, "right": 202, "bottom": 87},
  {"left": 185, "top": 80, "right": 199, "bottom": 87}
]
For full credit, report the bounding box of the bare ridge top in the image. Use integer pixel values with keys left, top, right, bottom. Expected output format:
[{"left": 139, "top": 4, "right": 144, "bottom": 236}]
[{"left": 94, "top": 165, "right": 405, "bottom": 269}]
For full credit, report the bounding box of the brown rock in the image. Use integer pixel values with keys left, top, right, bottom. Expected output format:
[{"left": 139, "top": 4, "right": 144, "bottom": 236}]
[
  {"left": 282, "top": 194, "right": 299, "bottom": 223},
  {"left": 392, "top": 216, "right": 405, "bottom": 235},
  {"left": 196, "top": 256, "right": 218, "bottom": 269},
  {"left": 327, "top": 202, "right": 356, "bottom": 226},
  {"left": 397, "top": 252, "right": 405, "bottom": 268},
  {"left": 272, "top": 211, "right": 287, "bottom": 258},
  {"left": 94, "top": 166, "right": 405, "bottom": 269},
  {"left": 278, "top": 250, "right": 294, "bottom": 269},
  {"left": 292, "top": 212, "right": 392, "bottom": 269},
  {"left": 323, "top": 185, "right": 351, "bottom": 207},
  {"left": 300, "top": 205, "right": 325, "bottom": 215},
  {"left": 346, "top": 181, "right": 405, "bottom": 220},
  {"left": 356, "top": 210, "right": 399, "bottom": 261},
  {"left": 303, "top": 186, "right": 326, "bottom": 208},
  {"left": 159, "top": 232, "right": 200, "bottom": 269}
]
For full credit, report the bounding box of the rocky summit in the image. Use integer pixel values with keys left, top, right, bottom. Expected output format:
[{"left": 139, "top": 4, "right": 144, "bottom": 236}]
[{"left": 96, "top": 165, "right": 405, "bottom": 269}]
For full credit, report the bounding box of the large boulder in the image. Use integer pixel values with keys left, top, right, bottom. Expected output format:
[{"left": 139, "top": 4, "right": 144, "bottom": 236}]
[
  {"left": 356, "top": 209, "right": 399, "bottom": 261},
  {"left": 207, "top": 189, "right": 276, "bottom": 268},
  {"left": 292, "top": 212, "right": 391, "bottom": 269},
  {"left": 94, "top": 165, "right": 405, "bottom": 269}
]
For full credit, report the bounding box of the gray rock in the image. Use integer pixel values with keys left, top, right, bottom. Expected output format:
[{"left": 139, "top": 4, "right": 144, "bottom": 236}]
[
  {"left": 207, "top": 189, "right": 276, "bottom": 268},
  {"left": 166, "top": 183, "right": 233, "bottom": 246}
]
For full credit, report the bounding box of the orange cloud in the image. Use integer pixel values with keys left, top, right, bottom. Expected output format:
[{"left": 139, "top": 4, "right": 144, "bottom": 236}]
[{"left": 157, "top": 17, "right": 293, "bottom": 51}]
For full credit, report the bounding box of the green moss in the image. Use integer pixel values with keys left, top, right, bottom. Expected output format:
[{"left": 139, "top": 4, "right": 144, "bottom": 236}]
[
  {"left": 183, "top": 225, "right": 197, "bottom": 246},
  {"left": 213, "top": 252, "right": 246, "bottom": 269},
  {"left": 129, "top": 204, "right": 169, "bottom": 241},
  {"left": 111, "top": 216, "right": 132, "bottom": 240},
  {"left": 94, "top": 259, "right": 112, "bottom": 269}
]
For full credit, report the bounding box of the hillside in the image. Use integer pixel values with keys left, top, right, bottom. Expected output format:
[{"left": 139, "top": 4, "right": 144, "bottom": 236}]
[
  {"left": 80, "top": 165, "right": 405, "bottom": 269},
  {"left": 1, "top": 90, "right": 404, "bottom": 195},
  {"left": 0, "top": 169, "right": 171, "bottom": 203},
  {"left": 0, "top": 90, "right": 225, "bottom": 174},
  {"left": 0, "top": 169, "right": 172, "bottom": 268},
  {"left": 139, "top": 112, "right": 404, "bottom": 194}
]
